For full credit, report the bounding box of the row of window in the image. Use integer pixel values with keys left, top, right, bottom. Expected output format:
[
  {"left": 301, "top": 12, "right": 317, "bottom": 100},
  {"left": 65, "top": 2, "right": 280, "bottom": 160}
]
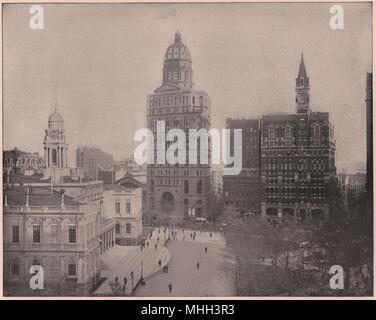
[
  {"left": 4, "top": 158, "right": 43, "bottom": 166},
  {"left": 115, "top": 223, "right": 132, "bottom": 234},
  {"left": 10, "top": 261, "right": 77, "bottom": 277},
  {"left": 11, "top": 225, "right": 77, "bottom": 244},
  {"left": 115, "top": 201, "right": 131, "bottom": 214},
  {"left": 149, "top": 94, "right": 203, "bottom": 108}
]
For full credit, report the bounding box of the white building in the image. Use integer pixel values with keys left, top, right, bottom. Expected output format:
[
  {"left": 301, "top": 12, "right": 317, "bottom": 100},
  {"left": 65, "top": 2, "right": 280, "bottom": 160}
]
[{"left": 103, "top": 184, "right": 143, "bottom": 246}]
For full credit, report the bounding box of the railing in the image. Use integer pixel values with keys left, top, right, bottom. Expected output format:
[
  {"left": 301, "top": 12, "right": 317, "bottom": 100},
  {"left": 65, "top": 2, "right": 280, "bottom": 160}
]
[{"left": 4, "top": 205, "right": 81, "bottom": 213}]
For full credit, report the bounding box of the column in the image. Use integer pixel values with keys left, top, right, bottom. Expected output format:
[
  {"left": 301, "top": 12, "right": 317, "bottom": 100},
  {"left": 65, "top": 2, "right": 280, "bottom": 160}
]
[
  {"left": 61, "top": 148, "right": 64, "bottom": 167},
  {"left": 44, "top": 147, "right": 47, "bottom": 167}
]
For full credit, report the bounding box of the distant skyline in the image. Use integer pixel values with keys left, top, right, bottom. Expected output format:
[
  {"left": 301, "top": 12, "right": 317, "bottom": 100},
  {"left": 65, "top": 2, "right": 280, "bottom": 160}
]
[{"left": 3, "top": 3, "right": 372, "bottom": 167}]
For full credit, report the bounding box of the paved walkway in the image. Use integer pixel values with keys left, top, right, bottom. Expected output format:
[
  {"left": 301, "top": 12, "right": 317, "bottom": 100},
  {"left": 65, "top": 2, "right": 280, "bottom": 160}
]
[
  {"left": 136, "top": 229, "right": 234, "bottom": 297},
  {"left": 93, "top": 228, "right": 171, "bottom": 296}
]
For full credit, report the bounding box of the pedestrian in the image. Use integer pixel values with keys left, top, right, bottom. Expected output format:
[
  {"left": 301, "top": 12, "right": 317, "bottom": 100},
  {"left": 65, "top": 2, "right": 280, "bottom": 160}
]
[
  {"left": 168, "top": 283, "right": 172, "bottom": 293},
  {"left": 190, "top": 232, "right": 193, "bottom": 239},
  {"left": 158, "top": 259, "right": 162, "bottom": 267},
  {"left": 196, "top": 261, "right": 200, "bottom": 270},
  {"left": 158, "top": 229, "right": 160, "bottom": 234},
  {"left": 205, "top": 247, "right": 208, "bottom": 253},
  {"left": 146, "top": 241, "right": 149, "bottom": 248},
  {"left": 140, "top": 245, "right": 143, "bottom": 252},
  {"left": 210, "top": 232, "right": 212, "bottom": 238},
  {"left": 115, "top": 275, "right": 119, "bottom": 284},
  {"left": 157, "top": 237, "right": 160, "bottom": 243},
  {"left": 155, "top": 243, "right": 158, "bottom": 251}
]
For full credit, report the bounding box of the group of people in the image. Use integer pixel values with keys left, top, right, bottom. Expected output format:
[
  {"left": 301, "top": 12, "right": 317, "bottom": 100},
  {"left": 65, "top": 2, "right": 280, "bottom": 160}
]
[{"left": 110, "top": 272, "right": 135, "bottom": 295}]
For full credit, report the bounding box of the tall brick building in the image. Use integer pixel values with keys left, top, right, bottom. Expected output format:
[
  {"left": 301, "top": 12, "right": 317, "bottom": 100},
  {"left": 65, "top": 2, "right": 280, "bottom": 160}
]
[
  {"left": 223, "top": 54, "right": 336, "bottom": 221},
  {"left": 223, "top": 118, "right": 263, "bottom": 212}
]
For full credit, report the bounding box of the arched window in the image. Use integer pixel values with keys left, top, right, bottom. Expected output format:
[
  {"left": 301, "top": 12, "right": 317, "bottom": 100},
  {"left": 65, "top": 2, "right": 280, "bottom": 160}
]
[
  {"left": 269, "top": 126, "right": 275, "bottom": 140},
  {"left": 52, "top": 149, "right": 57, "bottom": 165},
  {"left": 285, "top": 126, "right": 292, "bottom": 140},
  {"left": 313, "top": 124, "right": 320, "bottom": 144},
  {"left": 184, "top": 180, "right": 189, "bottom": 194},
  {"left": 197, "top": 180, "right": 202, "bottom": 194}
]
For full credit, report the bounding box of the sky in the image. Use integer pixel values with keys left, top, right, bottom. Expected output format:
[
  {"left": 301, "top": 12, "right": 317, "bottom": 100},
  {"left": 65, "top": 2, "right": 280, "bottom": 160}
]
[{"left": 2, "top": 3, "right": 372, "bottom": 168}]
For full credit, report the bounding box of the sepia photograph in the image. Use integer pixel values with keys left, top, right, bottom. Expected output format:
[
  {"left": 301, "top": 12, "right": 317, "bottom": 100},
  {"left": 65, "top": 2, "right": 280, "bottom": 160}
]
[{"left": 1, "top": 1, "right": 374, "bottom": 299}]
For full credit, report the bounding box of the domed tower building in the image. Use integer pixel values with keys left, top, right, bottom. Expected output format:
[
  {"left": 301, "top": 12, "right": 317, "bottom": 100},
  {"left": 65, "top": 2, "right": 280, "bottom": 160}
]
[
  {"left": 146, "top": 31, "right": 211, "bottom": 223},
  {"left": 42, "top": 109, "right": 70, "bottom": 182}
]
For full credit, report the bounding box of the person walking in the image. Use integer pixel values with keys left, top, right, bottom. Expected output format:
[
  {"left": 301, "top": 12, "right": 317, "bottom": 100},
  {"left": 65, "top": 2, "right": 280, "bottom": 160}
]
[
  {"left": 196, "top": 261, "right": 200, "bottom": 270},
  {"left": 168, "top": 283, "right": 172, "bottom": 294},
  {"left": 205, "top": 247, "right": 208, "bottom": 254},
  {"left": 158, "top": 259, "right": 162, "bottom": 268}
]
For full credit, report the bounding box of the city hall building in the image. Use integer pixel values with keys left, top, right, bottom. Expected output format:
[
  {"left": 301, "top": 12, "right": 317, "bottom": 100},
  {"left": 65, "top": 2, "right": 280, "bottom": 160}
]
[{"left": 146, "top": 32, "right": 211, "bottom": 222}]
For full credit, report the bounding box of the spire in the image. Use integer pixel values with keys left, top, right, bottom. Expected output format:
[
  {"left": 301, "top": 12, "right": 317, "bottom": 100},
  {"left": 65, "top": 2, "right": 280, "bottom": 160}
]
[
  {"left": 174, "top": 30, "right": 182, "bottom": 43},
  {"left": 298, "top": 53, "right": 307, "bottom": 78}
]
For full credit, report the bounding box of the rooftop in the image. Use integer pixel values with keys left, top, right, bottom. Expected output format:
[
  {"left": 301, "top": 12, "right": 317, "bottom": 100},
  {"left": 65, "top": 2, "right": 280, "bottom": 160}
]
[{"left": 4, "top": 186, "right": 80, "bottom": 207}]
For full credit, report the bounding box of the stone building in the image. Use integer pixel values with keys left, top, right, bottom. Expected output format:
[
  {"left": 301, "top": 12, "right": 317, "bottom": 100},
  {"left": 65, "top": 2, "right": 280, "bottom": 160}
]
[
  {"left": 3, "top": 186, "right": 101, "bottom": 296},
  {"left": 76, "top": 146, "right": 115, "bottom": 181},
  {"left": 3, "top": 148, "right": 44, "bottom": 175},
  {"left": 260, "top": 54, "right": 336, "bottom": 221},
  {"left": 103, "top": 184, "right": 143, "bottom": 246},
  {"left": 3, "top": 108, "right": 116, "bottom": 296},
  {"left": 146, "top": 31, "right": 211, "bottom": 223},
  {"left": 223, "top": 118, "right": 263, "bottom": 212}
]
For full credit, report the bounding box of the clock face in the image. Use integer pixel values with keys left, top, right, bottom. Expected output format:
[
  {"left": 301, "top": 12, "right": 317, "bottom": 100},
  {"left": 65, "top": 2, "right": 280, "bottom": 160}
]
[
  {"left": 297, "top": 95, "right": 306, "bottom": 104},
  {"left": 49, "top": 130, "right": 60, "bottom": 140}
]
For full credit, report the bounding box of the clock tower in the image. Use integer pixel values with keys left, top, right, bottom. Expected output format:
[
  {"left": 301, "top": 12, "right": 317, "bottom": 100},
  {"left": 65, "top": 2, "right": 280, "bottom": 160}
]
[
  {"left": 43, "top": 108, "right": 68, "bottom": 168},
  {"left": 295, "top": 53, "right": 310, "bottom": 114}
]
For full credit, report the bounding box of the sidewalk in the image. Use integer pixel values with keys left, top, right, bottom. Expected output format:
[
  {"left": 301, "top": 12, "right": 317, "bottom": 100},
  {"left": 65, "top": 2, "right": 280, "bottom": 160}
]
[{"left": 93, "top": 228, "right": 170, "bottom": 296}]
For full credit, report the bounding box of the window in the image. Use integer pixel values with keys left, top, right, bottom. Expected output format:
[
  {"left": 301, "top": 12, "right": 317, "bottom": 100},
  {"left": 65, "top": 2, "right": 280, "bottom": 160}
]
[
  {"left": 115, "top": 202, "right": 120, "bottom": 214},
  {"left": 116, "top": 223, "right": 121, "bottom": 233},
  {"left": 12, "top": 225, "right": 19, "bottom": 243},
  {"left": 51, "top": 225, "right": 58, "bottom": 243},
  {"left": 11, "top": 263, "right": 19, "bottom": 275},
  {"left": 126, "top": 223, "right": 131, "bottom": 234},
  {"left": 126, "top": 202, "right": 131, "bottom": 214},
  {"left": 313, "top": 124, "right": 321, "bottom": 144},
  {"left": 197, "top": 180, "right": 202, "bottom": 194},
  {"left": 68, "top": 263, "right": 76, "bottom": 277},
  {"left": 68, "top": 226, "right": 76, "bottom": 244},
  {"left": 184, "top": 180, "right": 189, "bottom": 194},
  {"left": 33, "top": 225, "right": 41, "bottom": 243}
]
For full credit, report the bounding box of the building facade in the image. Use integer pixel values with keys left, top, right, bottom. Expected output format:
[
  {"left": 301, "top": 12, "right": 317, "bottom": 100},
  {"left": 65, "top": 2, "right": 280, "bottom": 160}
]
[
  {"left": 103, "top": 184, "right": 143, "bottom": 246},
  {"left": 260, "top": 55, "right": 336, "bottom": 221},
  {"left": 223, "top": 118, "right": 263, "bottom": 212},
  {"left": 146, "top": 31, "right": 211, "bottom": 222},
  {"left": 3, "top": 148, "right": 44, "bottom": 175},
  {"left": 76, "top": 147, "right": 115, "bottom": 181},
  {"left": 3, "top": 187, "right": 101, "bottom": 296}
]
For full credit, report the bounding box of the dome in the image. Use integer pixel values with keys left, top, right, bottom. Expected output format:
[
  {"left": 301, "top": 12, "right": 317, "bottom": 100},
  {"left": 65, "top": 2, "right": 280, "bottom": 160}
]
[
  {"left": 164, "top": 31, "right": 191, "bottom": 62},
  {"left": 48, "top": 110, "right": 64, "bottom": 130},
  {"left": 49, "top": 111, "right": 63, "bottom": 122},
  {"left": 162, "top": 31, "right": 193, "bottom": 87}
]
